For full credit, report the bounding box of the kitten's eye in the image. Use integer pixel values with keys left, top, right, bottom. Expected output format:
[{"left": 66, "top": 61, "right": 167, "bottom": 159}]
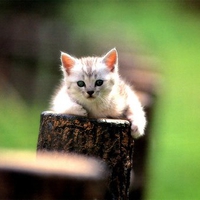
[
  {"left": 77, "top": 81, "right": 86, "bottom": 87},
  {"left": 95, "top": 79, "right": 104, "bottom": 87}
]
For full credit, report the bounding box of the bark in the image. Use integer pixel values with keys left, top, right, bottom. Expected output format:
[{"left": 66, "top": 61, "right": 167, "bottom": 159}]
[{"left": 37, "top": 111, "right": 134, "bottom": 200}]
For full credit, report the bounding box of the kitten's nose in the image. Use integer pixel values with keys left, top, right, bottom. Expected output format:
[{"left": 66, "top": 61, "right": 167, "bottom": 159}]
[{"left": 87, "top": 91, "right": 94, "bottom": 97}]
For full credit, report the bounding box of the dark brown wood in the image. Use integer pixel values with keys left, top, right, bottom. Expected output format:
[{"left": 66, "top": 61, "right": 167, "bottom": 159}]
[
  {"left": 0, "top": 151, "right": 107, "bottom": 200},
  {"left": 37, "top": 111, "right": 134, "bottom": 200}
]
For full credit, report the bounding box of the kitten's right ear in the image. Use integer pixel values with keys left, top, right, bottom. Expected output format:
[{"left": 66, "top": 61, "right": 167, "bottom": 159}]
[{"left": 61, "top": 52, "right": 76, "bottom": 75}]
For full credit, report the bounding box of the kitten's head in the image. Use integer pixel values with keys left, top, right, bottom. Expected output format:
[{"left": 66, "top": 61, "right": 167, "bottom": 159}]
[{"left": 60, "top": 48, "right": 119, "bottom": 101}]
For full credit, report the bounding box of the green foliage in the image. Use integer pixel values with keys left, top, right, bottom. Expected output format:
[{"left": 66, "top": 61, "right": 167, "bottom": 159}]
[
  {"left": 1, "top": 1, "right": 200, "bottom": 199},
  {"left": 62, "top": 1, "right": 200, "bottom": 199},
  {"left": 0, "top": 96, "right": 41, "bottom": 150}
]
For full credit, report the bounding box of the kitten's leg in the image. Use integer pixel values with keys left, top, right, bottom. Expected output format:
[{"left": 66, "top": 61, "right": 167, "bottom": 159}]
[
  {"left": 127, "top": 109, "right": 146, "bottom": 138},
  {"left": 51, "top": 90, "right": 88, "bottom": 116},
  {"left": 52, "top": 101, "right": 88, "bottom": 116},
  {"left": 126, "top": 100, "right": 146, "bottom": 138},
  {"left": 64, "top": 102, "right": 88, "bottom": 116}
]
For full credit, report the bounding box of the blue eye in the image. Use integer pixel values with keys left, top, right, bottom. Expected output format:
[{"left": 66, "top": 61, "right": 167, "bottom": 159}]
[
  {"left": 77, "top": 81, "right": 86, "bottom": 87},
  {"left": 95, "top": 79, "right": 103, "bottom": 86}
]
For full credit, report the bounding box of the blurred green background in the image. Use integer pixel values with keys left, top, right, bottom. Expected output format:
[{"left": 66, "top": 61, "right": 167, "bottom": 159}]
[{"left": 0, "top": 1, "right": 200, "bottom": 199}]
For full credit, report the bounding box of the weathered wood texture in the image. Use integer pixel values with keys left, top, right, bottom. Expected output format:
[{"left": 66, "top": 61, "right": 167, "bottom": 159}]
[{"left": 37, "top": 111, "right": 134, "bottom": 200}]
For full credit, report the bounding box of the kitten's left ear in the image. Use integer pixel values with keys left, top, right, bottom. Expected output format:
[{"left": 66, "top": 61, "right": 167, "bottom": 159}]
[{"left": 102, "top": 48, "right": 118, "bottom": 72}]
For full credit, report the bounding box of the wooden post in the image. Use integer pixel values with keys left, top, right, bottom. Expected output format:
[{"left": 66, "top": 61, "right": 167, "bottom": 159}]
[{"left": 37, "top": 111, "right": 134, "bottom": 200}]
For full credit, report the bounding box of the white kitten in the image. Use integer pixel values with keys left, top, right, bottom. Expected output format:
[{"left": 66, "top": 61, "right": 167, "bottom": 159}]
[{"left": 51, "top": 48, "right": 146, "bottom": 138}]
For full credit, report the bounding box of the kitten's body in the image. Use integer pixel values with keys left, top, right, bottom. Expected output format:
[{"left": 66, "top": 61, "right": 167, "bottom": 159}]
[{"left": 51, "top": 49, "right": 146, "bottom": 138}]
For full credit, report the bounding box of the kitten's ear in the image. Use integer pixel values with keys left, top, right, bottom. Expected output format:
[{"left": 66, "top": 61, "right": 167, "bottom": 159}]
[
  {"left": 61, "top": 52, "right": 76, "bottom": 74},
  {"left": 102, "top": 48, "right": 118, "bottom": 72}
]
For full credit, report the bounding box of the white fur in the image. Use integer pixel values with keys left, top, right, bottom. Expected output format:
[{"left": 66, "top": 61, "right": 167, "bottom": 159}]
[{"left": 51, "top": 49, "right": 146, "bottom": 138}]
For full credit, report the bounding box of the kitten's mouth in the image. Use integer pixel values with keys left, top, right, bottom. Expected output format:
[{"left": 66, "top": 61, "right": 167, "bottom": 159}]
[{"left": 87, "top": 96, "right": 95, "bottom": 99}]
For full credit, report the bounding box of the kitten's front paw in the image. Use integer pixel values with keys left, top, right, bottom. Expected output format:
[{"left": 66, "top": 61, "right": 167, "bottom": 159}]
[
  {"left": 70, "top": 105, "right": 88, "bottom": 117},
  {"left": 129, "top": 116, "right": 146, "bottom": 139},
  {"left": 130, "top": 123, "right": 144, "bottom": 139}
]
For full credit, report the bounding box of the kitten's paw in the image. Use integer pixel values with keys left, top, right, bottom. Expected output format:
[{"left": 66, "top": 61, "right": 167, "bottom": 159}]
[
  {"left": 130, "top": 123, "right": 144, "bottom": 139},
  {"left": 129, "top": 116, "right": 146, "bottom": 139},
  {"left": 70, "top": 105, "right": 88, "bottom": 117}
]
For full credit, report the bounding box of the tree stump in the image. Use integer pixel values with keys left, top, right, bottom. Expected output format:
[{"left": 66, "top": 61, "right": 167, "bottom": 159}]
[{"left": 37, "top": 111, "right": 134, "bottom": 200}]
